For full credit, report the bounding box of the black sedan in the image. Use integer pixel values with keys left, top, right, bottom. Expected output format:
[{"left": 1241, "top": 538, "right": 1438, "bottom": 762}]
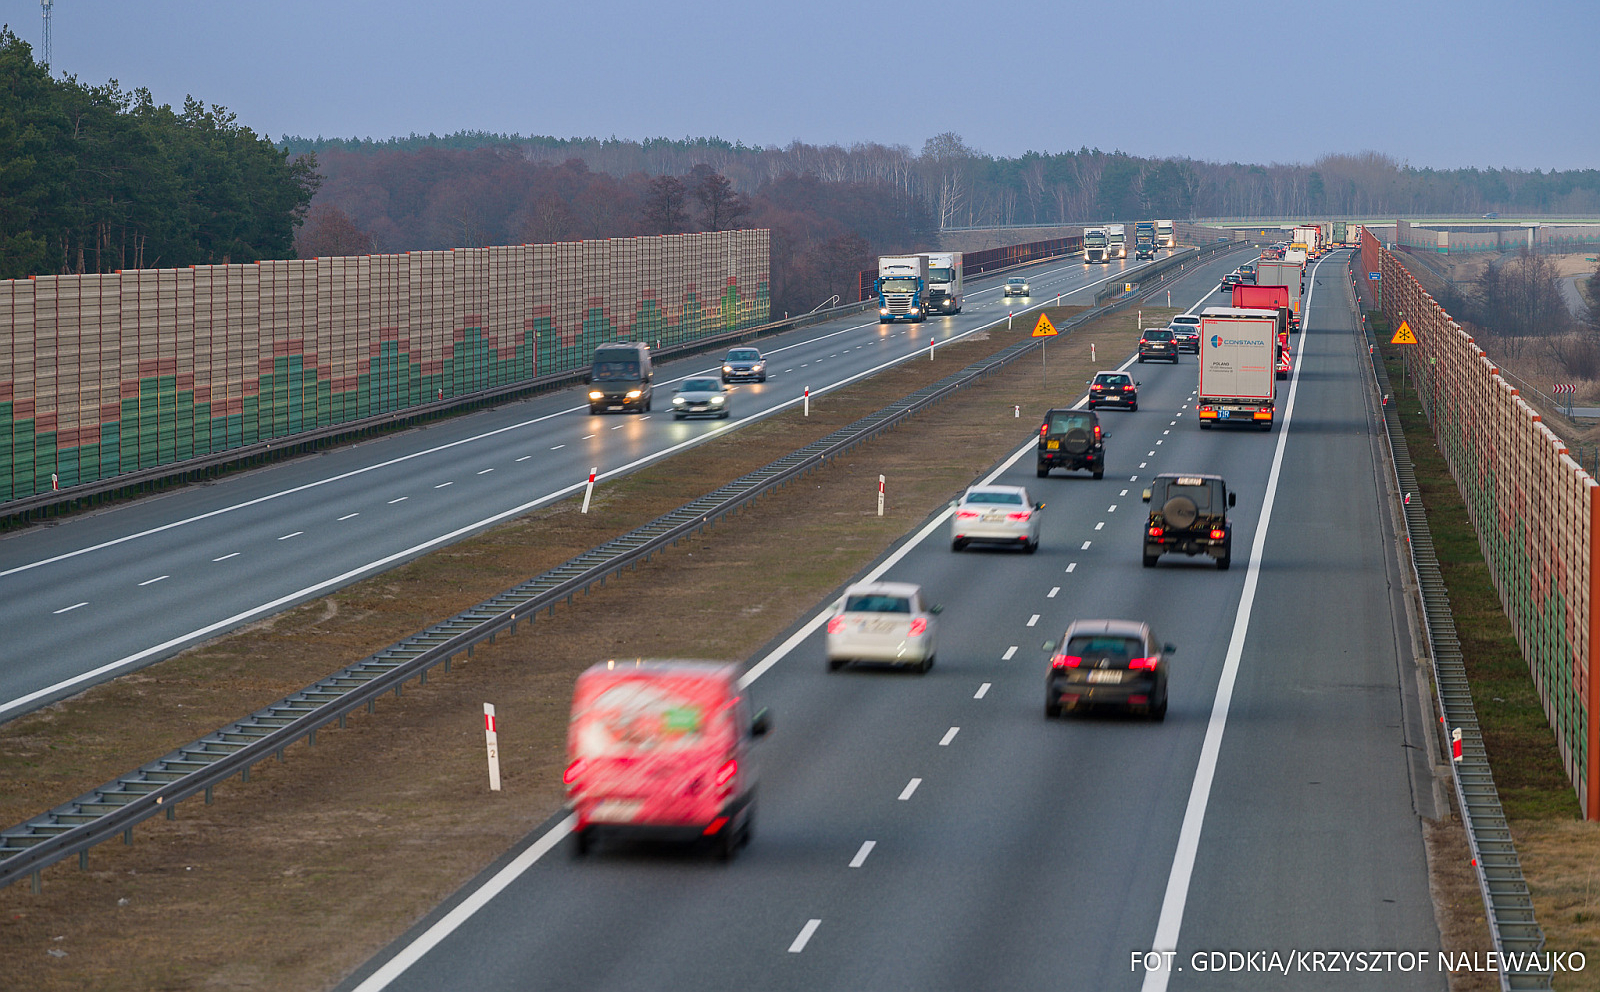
[{"left": 1137, "top": 328, "right": 1178, "bottom": 363}]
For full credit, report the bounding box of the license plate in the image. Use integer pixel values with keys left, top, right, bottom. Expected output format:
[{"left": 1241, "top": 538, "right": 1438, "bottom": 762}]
[
  {"left": 1218, "top": 409, "right": 1230, "bottom": 420},
  {"left": 1088, "top": 670, "right": 1123, "bottom": 684},
  {"left": 1047, "top": 440, "right": 1059, "bottom": 450},
  {"left": 608, "top": 405, "right": 624, "bottom": 410},
  {"left": 591, "top": 799, "right": 642, "bottom": 822}
]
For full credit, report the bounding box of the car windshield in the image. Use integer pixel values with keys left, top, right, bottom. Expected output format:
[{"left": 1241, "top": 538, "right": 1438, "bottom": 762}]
[
  {"left": 592, "top": 359, "right": 640, "bottom": 381},
  {"left": 680, "top": 379, "right": 721, "bottom": 392},
  {"left": 1173, "top": 316, "right": 1199, "bottom": 326},
  {"left": 844, "top": 595, "right": 911, "bottom": 614},
  {"left": 727, "top": 350, "right": 760, "bottom": 361},
  {"left": 1065, "top": 635, "right": 1142, "bottom": 662},
  {"left": 965, "top": 491, "right": 1024, "bottom": 505},
  {"left": 1007, "top": 279, "right": 1025, "bottom": 286},
  {"left": 1145, "top": 330, "right": 1173, "bottom": 340},
  {"left": 881, "top": 278, "right": 919, "bottom": 293},
  {"left": 1094, "top": 374, "right": 1130, "bottom": 386},
  {"left": 1048, "top": 411, "right": 1094, "bottom": 432},
  {"left": 927, "top": 268, "right": 953, "bottom": 282}
]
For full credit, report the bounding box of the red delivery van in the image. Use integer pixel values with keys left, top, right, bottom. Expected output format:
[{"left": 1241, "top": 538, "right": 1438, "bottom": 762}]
[{"left": 565, "top": 659, "right": 769, "bottom": 860}]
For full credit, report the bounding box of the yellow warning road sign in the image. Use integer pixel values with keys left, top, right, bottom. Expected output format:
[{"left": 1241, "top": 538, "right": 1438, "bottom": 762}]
[
  {"left": 1391, "top": 320, "right": 1417, "bottom": 344},
  {"left": 1032, "top": 313, "right": 1058, "bottom": 337}
]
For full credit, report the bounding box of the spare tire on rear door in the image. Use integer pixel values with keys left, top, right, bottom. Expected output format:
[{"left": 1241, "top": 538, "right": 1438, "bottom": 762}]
[
  {"left": 1062, "top": 428, "right": 1091, "bottom": 455},
  {"left": 1161, "top": 495, "right": 1198, "bottom": 529}
]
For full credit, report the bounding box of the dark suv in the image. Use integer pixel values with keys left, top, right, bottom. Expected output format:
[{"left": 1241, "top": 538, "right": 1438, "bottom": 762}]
[
  {"left": 1087, "top": 371, "right": 1138, "bottom": 410},
  {"left": 1142, "top": 473, "right": 1236, "bottom": 569},
  {"left": 1037, "top": 408, "right": 1108, "bottom": 479},
  {"left": 1137, "top": 328, "right": 1178, "bottom": 363}
]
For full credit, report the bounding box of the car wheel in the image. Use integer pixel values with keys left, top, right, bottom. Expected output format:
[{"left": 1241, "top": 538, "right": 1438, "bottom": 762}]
[
  {"left": 573, "top": 827, "right": 591, "bottom": 857},
  {"left": 673, "top": 413, "right": 684, "bottom": 420},
  {"left": 739, "top": 805, "right": 754, "bottom": 848},
  {"left": 1024, "top": 539, "right": 1038, "bottom": 554},
  {"left": 1137, "top": 357, "right": 1145, "bottom": 363},
  {"left": 1218, "top": 542, "right": 1232, "bottom": 570},
  {"left": 717, "top": 821, "right": 739, "bottom": 862},
  {"left": 827, "top": 658, "right": 845, "bottom": 672},
  {"left": 1036, "top": 465, "right": 1049, "bottom": 478},
  {"left": 589, "top": 407, "right": 601, "bottom": 416},
  {"left": 1046, "top": 697, "right": 1062, "bottom": 719},
  {"left": 1142, "top": 551, "right": 1159, "bottom": 568},
  {"left": 1152, "top": 686, "right": 1168, "bottom": 722},
  {"left": 952, "top": 538, "right": 967, "bottom": 551},
  {"left": 759, "top": 375, "right": 767, "bottom": 382},
  {"left": 920, "top": 653, "right": 934, "bottom": 673},
  {"left": 1092, "top": 467, "right": 1104, "bottom": 480},
  {"left": 720, "top": 410, "right": 730, "bottom": 419},
  {"left": 1128, "top": 401, "right": 1138, "bottom": 411}
]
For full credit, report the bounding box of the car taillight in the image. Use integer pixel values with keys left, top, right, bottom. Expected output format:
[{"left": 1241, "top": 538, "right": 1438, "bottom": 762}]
[
  {"left": 1040, "top": 423, "right": 1049, "bottom": 437},
  {"left": 1091, "top": 384, "right": 1104, "bottom": 391},
  {"left": 908, "top": 618, "right": 928, "bottom": 636},
  {"left": 563, "top": 759, "right": 586, "bottom": 784},
  {"left": 1006, "top": 511, "right": 1031, "bottom": 521},
  {"left": 1148, "top": 526, "right": 1163, "bottom": 537},
  {"left": 827, "top": 617, "right": 846, "bottom": 634},
  {"left": 956, "top": 509, "right": 979, "bottom": 520},
  {"left": 1051, "top": 654, "right": 1082, "bottom": 669},
  {"left": 1123, "top": 384, "right": 1135, "bottom": 391},
  {"left": 1139, "top": 338, "right": 1149, "bottom": 346},
  {"left": 1093, "top": 425, "right": 1102, "bottom": 441},
  {"left": 1210, "top": 528, "right": 1227, "bottom": 539},
  {"left": 1128, "top": 657, "right": 1159, "bottom": 670},
  {"left": 714, "top": 758, "right": 737, "bottom": 788}
]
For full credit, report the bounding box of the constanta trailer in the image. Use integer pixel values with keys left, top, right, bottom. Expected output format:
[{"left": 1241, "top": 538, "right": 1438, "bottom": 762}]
[{"left": 1197, "top": 307, "right": 1277, "bottom": 430}]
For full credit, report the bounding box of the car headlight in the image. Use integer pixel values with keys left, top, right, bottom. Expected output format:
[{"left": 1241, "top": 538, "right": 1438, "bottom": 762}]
[
  {"left": 880, "top": 308, "right": 889, "bottom": 315},
  {"left": 625, "top": 389, "right": 642, "bottom": 399},
  {"left": 588, "top": 391, "right": 603, "bottom": 400},
  {"left": 710, "top": 396, "right": 724, "bottom": 405},
  {"left": 723, "top": 365, "right": 733, "bottom": 372},
  {"left": 672, "top": 396, "right": 685, "bottom": 404},
  {"left": 909, "top": 308, "right": 920, "bottom": 314}
]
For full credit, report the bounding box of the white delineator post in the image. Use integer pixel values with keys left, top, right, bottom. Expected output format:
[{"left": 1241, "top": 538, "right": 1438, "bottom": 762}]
[
  {"left": 1008, "top": 312, "right": 1013, "bottom": 329},
  {"left": 930, "top": 338, "right": 935, "bottom": 361},
  {"left": 804, "top": 386, "right": 810, "bottom": 417},
  {"left": 1014, "top": 405, "right": 1020, "bottom": 418},
  {"left": 1091, "top": 343, "right": 1097, "bottom": 363},
  {"left": 1167, "top": 290, "right": 1172, "bottom": 307},
  {"left": 581, "top": 467, "right": 597, "bottom": 514},
  {"left": 1451, "top": 727, "right": 1463, "bottom": 763},
  {"left": 877, "top": 475, "right": 885, "bottom": 517},
  {"left": 484, "top": 703, "right": 502, "bottom": 791}
]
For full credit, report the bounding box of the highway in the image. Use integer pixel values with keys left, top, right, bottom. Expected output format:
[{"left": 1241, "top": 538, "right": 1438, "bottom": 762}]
[
  {"left": 0, "top": 250, "right": 1186, "bottom": 720},
  {"left": 343, "top": 250, "right": 1447, "bottom": 991}
]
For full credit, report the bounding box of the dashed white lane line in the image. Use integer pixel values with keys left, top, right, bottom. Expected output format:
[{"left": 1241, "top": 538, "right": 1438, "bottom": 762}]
[
  {"left": 1002, "top": 645, "right": 1018, "bottom": 660},
  {"left": 213, "top": 552, "right": 240, "bottom": 561},
  {"left": 1095, "top": 522, "right": 1105, "bottom": 531},
  {"left": 278, "top": 531, "right": 303, "bottom": 540},
  {"left": 898, "top": 778, "right": 922, "bottom": 801},
  {"left": 640, "top": 416, "right": 651, "bottom": 421},
  {"left": 337, "top": 513, "right": 359, "bottom": 521},
  {"left": 1081, "top": 541, "right": 1092, "bottom": 550},
  {"left": 939, "top": 727, "right": 960, "bottom": 746},
  {"left": 1140, "top": 462, "right": 1148, "bottom": 468},
  {"left": 1156, "top": 440, "right": 1164, "bottom": 445},
  {"left": 1048, "top": 586, "right": 1060, "bottom": 598},
  {"left": 1147, "top": 450, "right": 1156, "bottom": 456},
  {"left": 549, "top": 445, "right": 564, "bottom": 451},
  {"left": 582, "top": 434, "right": 595, "bottom": 439},
  {"left": 435, "top": 482, "right": 453, "bottom": 489},
  {"left": 138, "top": 575, "right": 169, "bottom": 586},
  {"left": 1169, "top": 421, "right": 1177, "bottom": 426},
  {"left": 1066, "top": 562, "right": 1077, "bottom": 572},
  {"left": 975, "top": 683, "right": 991, "bottom": 699},
  {"left": 1108, "top": 505, "right": 1117, "bottom": 512},
  {"left": 54, "top": 602, "right": 88, "bottom": 614},
  {"left": 517, "top": 455, "right": 533, "bottom": 462},
  {"left": 849, "top": 841, "right": 876, "bottom": 868},
  {"left": 789, "top": 919, "right": 822, "bottom": 953},
  {"left": 387, "top": 497, "right": 409, "bottom": 505},
  {"left": 1026, "top": 614, "right": 1040, "bottom": 627},
  {"left": 610, "top": 424, "right": 625, "bottom": 430},
  {"left": 1163, "top": 430, "right": 1170, "bottom": 435},
  {"left": 1121, "top": 489, "right": 1129, "bottom": 496},
  {"left": 477, "top": 468, "right": 494, "bottom": 475}
]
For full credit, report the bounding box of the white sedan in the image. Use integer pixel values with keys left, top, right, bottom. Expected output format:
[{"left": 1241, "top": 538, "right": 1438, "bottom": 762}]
[
  {"left": 825, "top": 581, "right": 940, "bottom": 673},
  {"left": 951, "top": 485, "right": 1043, "bottom": 553}
]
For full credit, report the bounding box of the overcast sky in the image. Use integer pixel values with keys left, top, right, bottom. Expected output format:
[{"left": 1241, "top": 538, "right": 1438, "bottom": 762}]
[{"left": 8, "top": 0, "right": 1597, "bottom": 170}]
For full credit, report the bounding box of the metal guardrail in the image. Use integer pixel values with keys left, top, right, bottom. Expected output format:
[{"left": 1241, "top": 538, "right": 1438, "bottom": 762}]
[{"left": 1355, "top": 267, "right": 1551, "bottom": 991}]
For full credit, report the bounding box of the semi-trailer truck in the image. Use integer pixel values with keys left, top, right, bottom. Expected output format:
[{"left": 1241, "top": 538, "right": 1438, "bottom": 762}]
[
  {"left": 1156, "top": 219, "right": 1175, "bottom": 248},
  {"left": 1134, "top": 221, "right": 1156, "bottom": 259},
  {"left": 1108, "top": 223, "right": 1127, "bottom": 259},
  {"left": 1085, "top": 227, "right": 1110, "bottom": 263},
  {"left": 1293, "top": 225, "right": 1321, "bottom": 256},
  {"left": 920, "top": 251, "right": 964, "bottom": 315},
  {"left": 875, "top": 255, "right": 929, "bottom": 323},
  {"left": 1197, "top": 307, "right": 1278, "bottom": 430},
  {"left": 1253, "top": 260, "right": 1304, "bottom": 330}
]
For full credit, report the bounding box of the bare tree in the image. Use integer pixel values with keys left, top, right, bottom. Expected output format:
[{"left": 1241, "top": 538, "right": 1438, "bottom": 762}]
[
  {"left": 517, "top": 193, "right": 577, "bottom": 244},
  {"left": 294, "top": 204, "right": 377, "bottom": 258},
  {"left": 688, "top": 166, "right": 749, "bottom": 232},
  {"left": 641, "top": 174, "right": 688, "bottom": 234}
]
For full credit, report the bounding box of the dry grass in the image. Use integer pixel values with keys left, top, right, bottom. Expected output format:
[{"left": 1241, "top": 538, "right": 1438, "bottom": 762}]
[
  {"left": 1513, "top": 820, "right": 1600, "bottom": 989},
  {"left": 0, "top": 305, "right": 1160, "bottom": 991}
]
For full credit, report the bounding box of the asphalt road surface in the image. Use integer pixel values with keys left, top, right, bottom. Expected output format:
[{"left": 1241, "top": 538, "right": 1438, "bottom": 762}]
[
  {"left": 343, "top": 250, "right": 1448, "bottom": 992},
  {"left": 1, "top": 249, "right": 1202, "bottom": 720}
]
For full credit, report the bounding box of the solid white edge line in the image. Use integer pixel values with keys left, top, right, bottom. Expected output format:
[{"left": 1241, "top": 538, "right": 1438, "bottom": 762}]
[
  {"left": 349, "top": 814, "right": 574, "bottom": 992},
  {"left": 1137, "top": 253, "right": 1325, "bottom": 992},
  {"left": 788, "top": 919, "right": 822, "bottom": 953}
]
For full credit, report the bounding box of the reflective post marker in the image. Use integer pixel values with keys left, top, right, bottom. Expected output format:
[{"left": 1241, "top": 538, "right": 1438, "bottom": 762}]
[
  {"left": 1091, "top": 343, "right": 1096, "bottom": 363},
  {"left": 1014, "top": 405, "right": 1020, "bottom": 418},
  {"left": 1167, "top": 290, "right": 1172, "bottom": 307},
  {"left": 1008, "top": 312, "right": 1013, "bottom": 329},
  {"left": 877, "top": 475, "right": 885, "bottom": 517},
  {"left": 1138, "top": 310, "right": 1143, "bottom": 330},
  {"left": 484, "top": 704, "right": 502, "bottom": 791},
  {"left": 1451, "top": 727, "right": 1463, "bottom": 763},
  {"left": 581, "top": 467, "right": 597, "bottom": 514},
  {"left": 804, "top": 386, "right": 810, "bottom": 417},
  {"left": 930, "top": 337, "right": 935, "bottom": 360}
]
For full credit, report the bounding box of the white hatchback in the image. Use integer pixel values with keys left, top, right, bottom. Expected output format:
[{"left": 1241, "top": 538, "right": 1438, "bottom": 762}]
[
  {"left": 826, "top": 582, "right": 940, "bottom": 673},
  {"left": 951, "top": 485, "right": 1043, "bottom": 553}
]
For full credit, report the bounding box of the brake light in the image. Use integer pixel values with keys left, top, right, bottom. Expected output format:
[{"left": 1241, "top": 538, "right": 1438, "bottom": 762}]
[
  {"left": 908, "top": 618, "right": 928, "bottom": 636},
  {"left": 1093, "top": 425, "right": 1102, "bottom": 441},
  {"left": 1006, "top": 511, "right": 1031, "bottom": 521},
  {"left": 956, "top": 509, "right": 980, "bottom": 520},
  {"left": 1210, "top": 528, "right": 1227, "bottom": 539},
  {"left": 1051, "top": 654, "right": 1082, "bottom": 669},
  {"left": 563, "top": 759, "right": 586, "bottom": 785},
  {"left": 1148, "top": 526, "right": 1163, "bottom": 537},
  {"left": 827, "top": 617, "right": 846, "bottom": 634},
  {"left": 1123, "top": 384, "right": 1135, "bottom": 390},
  {"left": 1040, "top": 423, "right": 1049, "bottom": 437},
  {"left": 1091, "top": 384, "right": 1104, "bottom": 391},
  {"left": 1128, "top": 657, "right": 1159, "bottom": 670},
  {"left": 714, "top": 759, "right": 738, "bottom": 788}
]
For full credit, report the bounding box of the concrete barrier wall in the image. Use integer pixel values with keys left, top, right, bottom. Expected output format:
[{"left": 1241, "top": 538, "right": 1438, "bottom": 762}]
[
  {"left": 1362, "top": 228, "right": 1599, "bottom": 817},
  {"left": 0, "top": 230, "right": 770, "bottom": 501}
]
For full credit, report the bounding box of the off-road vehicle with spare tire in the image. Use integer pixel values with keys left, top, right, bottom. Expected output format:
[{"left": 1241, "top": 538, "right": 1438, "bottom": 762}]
[
  {"left": 1037, "top": 408, "right": 1108, "bottom": 479},
  {"left": 1141, "top": 473, "right": 1235, "bottom": 569}
]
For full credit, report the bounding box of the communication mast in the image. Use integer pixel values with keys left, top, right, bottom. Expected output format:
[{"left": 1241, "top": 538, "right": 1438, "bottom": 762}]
[{"left": 41, "top": 0, "right": 53, "bottom": 66}]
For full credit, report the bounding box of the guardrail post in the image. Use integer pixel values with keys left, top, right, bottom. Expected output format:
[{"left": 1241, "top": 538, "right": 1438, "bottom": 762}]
[
  {"left": 79, "top": 851, "right": 87, "bottom": 870},
  {"left": 122, "top": 828, "right": 132, "bottom": 845},
  {"left": 31, "top": 870, "right": 40, "bottom": 894}
]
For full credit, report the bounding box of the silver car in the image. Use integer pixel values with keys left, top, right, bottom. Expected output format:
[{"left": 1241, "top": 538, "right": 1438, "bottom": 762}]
[
  {"left": 826, "top": 581, "right": 940, "bottom": 673},
  {"left": 951, "top": 485, "right": 1043, "bottom": 553},
  {"left": 1003, "top": 277, "right": 1030, "bottom": 297},
  {"left": 671, "top": 377, "right": 730, "bottom": 420}
]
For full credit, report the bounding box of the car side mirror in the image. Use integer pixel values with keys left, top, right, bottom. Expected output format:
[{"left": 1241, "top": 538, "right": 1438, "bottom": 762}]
[
  {"left": 1164, "top": 643, "right": 1177, "bottom": 654},
  {"left": 751, "top": 708, "right": 771, "bottom": 737},
  {"left": 1034, "top": 502, "right": 1045, "bottom": 510},
  {"left": 1042, "top": 640, "right": 1057, "bottom": 653},
  {"left": 1101, "top": 432, "right": 1111, "bottom": 440},
  {"left": 929, "top": 604, "right": 944, "bottom": 615},
  {"left": 1229, "top": 493, "right": 1237, "bottom": 507},
  {"left": 1136, "top": 381, "right": 1142, "bottom": 386},
  {"left": 1142, "top": 489, "right": 1152, "bottom": 502}
]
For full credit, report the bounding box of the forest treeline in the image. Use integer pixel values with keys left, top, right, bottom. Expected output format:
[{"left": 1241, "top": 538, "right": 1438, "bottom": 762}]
[{"left": 0, "top": 29, "right": 317, "bottom": 280}]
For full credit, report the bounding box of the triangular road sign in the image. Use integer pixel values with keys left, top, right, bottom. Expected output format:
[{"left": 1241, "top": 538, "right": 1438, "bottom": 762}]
[
  {"left": 1032, "top": 313, "right": 1058, "bottom": 337},
  {"left": 1391, "top": 320, "right": 1417, "bottom": 344}
]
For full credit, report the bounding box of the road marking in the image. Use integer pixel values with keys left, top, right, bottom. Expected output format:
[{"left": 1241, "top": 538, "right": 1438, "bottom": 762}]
[
  {"left": 939, "top": 727, "right": 960, "bottom": 746},
  {"left": 1148, "top": 450, "right": 1156, "bottom": 456},
  {"left": 1002, "top": 645, "right": 1018, "bottom": 660},
  {"left": 434, "top": 482, "right": 453, "bottom": 489},
  {"left": 849, "top": 841, "right": 876, "bottom": 868},
  {"left": 1066, "top": 562, "right": 1077, "bottom": 572},
  {"left": 138, "top": 575, "right": 168, "bottom": 586},
  {"left": 213, "top": 552, "right": 240, "bottom": 561},
  {"left": 1081, "top": 541, "right": 1091, "bottom": 550},
  {"left": 1156, "top": 440, "right": 1163, "bottom": 445},
  {"left": 1048, "top": 586, "right": 1060, "bottom": 598},
  {"left": 278, "top": 531, "right": 303, "bottom": 540},
  {"left": 387, "top": 497, "right": 408, "bottom": 504},
  {"left": 1169, "top": 421, "right": 1177, "bottom": 426},
  {"left": 54, "top": 602, "right": 88, "bottom": 614},
  {"left": 1094, "top": 522, "right": 1104, "bottom": 531},
  {"left": 1139, "top": 252, "right": 1322, "bottom": 992},
  {"left": 789, "top": 920, "right": 822, "bottom": 953},
  {"left": 1026, "top": 614, "right": 1040, "bottom": 627},
  {"left": 477, "top": 468, "right": 494, "bottom": 475},
  {"left": 337, "top": 513, "right": 359, "bottom": 521},
  {"left": 548, "top": 446, "right": 563, "bottom": 451},
  {"left": 610, "top": 424, "right": 625, "bottom": 430},
  {"left": 975, "top": 683, "right": 991, "bottom": 699},
  {"left": 640, "top": 416, "right": 651, "bottom": 421},
  {"left": 1108, "top": 505, "right": 1117, "bottom": 512},
  {"left": 1163, "top": 430, "right": 1170, "bottom": 435},
  {"left": 1130, "top": 475, "right": 1138, "bottom": 481},
  {"left": 1140, "top": 462, "right": 1148, "bottom": 468},
  {"left": 582, "top": 433, "right": 595, "bottom": 439},
  {"left": 898, "top": 778, "right": 922, "bottom": 801}
]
